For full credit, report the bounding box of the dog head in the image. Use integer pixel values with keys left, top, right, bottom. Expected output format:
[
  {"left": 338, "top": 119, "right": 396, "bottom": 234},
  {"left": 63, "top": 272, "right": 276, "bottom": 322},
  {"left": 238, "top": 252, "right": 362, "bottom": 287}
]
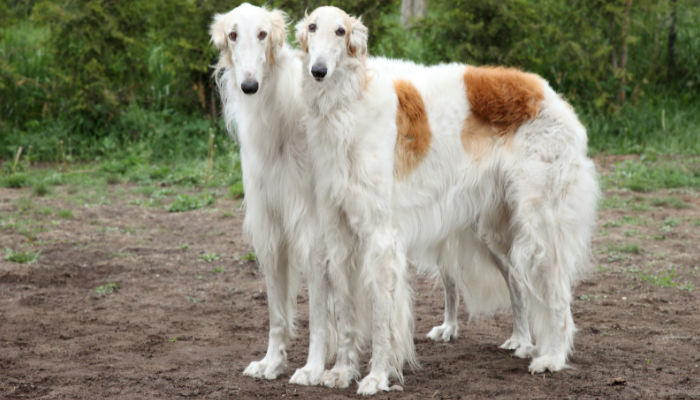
[
  {"left": 295, "top": 6, "right": 368, "bottom": 82},
  {"left": 211, "top": 3, "right": 287, "bottom": 94}
]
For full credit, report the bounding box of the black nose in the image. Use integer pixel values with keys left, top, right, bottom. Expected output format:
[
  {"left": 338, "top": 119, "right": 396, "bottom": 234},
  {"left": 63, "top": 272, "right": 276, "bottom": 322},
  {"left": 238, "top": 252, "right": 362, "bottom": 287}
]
[
  {"left": 241, "top": 80, "right": 259, "bottom": 94},
  {"left": 311, "top": 65, "right": 327, "bottom": 79}
]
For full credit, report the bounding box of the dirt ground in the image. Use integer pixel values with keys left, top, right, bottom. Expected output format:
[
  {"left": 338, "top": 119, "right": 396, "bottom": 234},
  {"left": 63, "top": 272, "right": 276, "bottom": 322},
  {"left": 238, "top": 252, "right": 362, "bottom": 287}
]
[{"left": 2, "top": 165, "right": 700, "bottom": 399}]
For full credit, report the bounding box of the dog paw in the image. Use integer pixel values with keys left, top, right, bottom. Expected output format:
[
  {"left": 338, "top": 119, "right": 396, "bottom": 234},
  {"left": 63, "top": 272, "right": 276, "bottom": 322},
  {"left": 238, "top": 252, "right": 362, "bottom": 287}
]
[
  {"left": 321, "top": 367, "right": 355, "bottom": 389},
  {"left": 289, "top": 363, "right": 324, "bottom": 386},
  {"left": 426, "top": 322, "right": 458, "bottom": 342},
  {"left": 513, "top": 342, "right": 537, "bottom": 359},
  {"left": 243, "top": 359, "right": 284, "bottom": 380},
  {"left": 357, "top": 372, "right": 390, "bottom": 395},
  {"left": 499, "top": 334, "right": 530, "bottom": 350},
  {"left": 528, "top": 354, "right": 568, "bottom": 374}
]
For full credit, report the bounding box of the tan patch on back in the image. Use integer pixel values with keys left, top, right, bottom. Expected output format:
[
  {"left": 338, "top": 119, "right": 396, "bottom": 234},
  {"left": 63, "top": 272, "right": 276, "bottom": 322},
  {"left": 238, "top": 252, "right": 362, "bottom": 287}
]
[
  {"left": 461, "top": 66, "right": 544, "bottom": 159},
  {"left": 393, "top": 79, "right": 432, "bottom": 180}
]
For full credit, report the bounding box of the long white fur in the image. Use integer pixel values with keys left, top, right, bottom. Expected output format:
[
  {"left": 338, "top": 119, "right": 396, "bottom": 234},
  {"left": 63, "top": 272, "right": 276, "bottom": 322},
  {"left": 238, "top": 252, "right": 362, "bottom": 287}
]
[
  {"left": 297, "top": 6, "right": 599, "bottom": 394},
  {"left": 210, "top": 4, "right": 335, "bottom": 386}
]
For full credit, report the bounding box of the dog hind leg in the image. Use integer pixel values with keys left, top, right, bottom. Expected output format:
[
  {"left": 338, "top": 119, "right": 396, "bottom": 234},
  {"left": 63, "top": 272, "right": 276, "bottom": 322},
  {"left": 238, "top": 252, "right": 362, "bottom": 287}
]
[{"left": 426, "top": 270, "right": 459, "bottom": 342}]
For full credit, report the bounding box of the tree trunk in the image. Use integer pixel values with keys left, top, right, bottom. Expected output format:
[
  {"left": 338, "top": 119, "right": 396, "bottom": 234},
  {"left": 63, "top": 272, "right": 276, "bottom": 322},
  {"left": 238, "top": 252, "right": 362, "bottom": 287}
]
[
  {"left": 210, "top": 83, "right": 217, "bottom": 121},
  {"left": 401, "top": 0, "right": 426, "bottom": 27},
  {"left": 618, "top": 0, "right": 633, "bottom": 104},
  {"left": 668, "top": 0, "right": 677, "bottom": 75}
]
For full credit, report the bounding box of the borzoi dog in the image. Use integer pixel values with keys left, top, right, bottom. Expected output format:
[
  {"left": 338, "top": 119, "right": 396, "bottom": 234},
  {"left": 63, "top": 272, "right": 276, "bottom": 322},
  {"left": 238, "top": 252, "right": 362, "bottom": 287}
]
[
  {"left": 297, "top": 6, "right": 599, "bottom": 395},
  {"left": 210, "top": 4, "right": 333, "bottom": 385}
]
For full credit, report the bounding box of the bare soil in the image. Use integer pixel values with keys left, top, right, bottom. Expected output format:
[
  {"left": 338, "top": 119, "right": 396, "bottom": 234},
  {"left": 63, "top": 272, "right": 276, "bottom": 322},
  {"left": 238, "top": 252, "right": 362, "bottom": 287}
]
[{"left": 1, "top": 172, "right": 700, "bottom": 399}]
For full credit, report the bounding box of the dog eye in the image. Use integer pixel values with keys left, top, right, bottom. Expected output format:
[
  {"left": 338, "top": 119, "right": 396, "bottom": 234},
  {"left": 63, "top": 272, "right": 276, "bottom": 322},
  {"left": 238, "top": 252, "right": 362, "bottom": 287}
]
[
  {"left": 336, "top": 28, "right": 346, "bottom": 36},
  {"left": 228, "top": 32, "right": 237, "bottom": 41},
  {"left": 308, "top": 24, "right": 316, "bottom": 32},
  {"left": 258, "top": 31, "right": 267, "bottom": 40}
]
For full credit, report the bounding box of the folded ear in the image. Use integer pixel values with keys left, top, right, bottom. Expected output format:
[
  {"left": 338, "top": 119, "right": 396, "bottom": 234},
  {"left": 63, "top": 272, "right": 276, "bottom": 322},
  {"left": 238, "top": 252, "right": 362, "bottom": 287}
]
[
  {"left": 269, "top": 9, "right": 288, "bottom": 50},
  {"left": 348, "top": 16, "right": 368, "bottom": 58},
  {"left": 210, "top": 13, "right": 227, "bottom": 52},
  {"left": 295, "top": 13, "right": 309, "bottom": 53}
]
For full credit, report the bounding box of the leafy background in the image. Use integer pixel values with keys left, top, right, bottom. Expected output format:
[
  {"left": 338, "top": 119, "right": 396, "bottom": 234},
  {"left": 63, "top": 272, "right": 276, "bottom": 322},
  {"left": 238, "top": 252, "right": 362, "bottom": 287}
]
[{"left": 1, "top": 0, "right": 699, "bottom": 162}]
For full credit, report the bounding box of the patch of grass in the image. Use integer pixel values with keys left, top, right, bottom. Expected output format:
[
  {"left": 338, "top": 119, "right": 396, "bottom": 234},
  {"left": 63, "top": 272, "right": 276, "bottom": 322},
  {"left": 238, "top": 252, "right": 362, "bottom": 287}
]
[
  {"left": 57, "top": 209, "right": 74, "bottom": 219},
  {"left": 92, "top": 282, "right": 120, "bottom": 295},
  {"left": 168, "top": 337, "right": 178, "bottom": 342},
  {"left": 212, "top": 266, "right": 225, "bottom": 273},
  {"left": 608, "top": 243, "right": 643, "bottom": 254},
  {"left": 624, "top": 229, "right": 641, "bottom": 237},
  {"left": 651, "top": 197, "right": 691, "bottom": 209},
  {"left": 598, "top": 195, "right": 649, "bottom": 211},
  {"left": 241, "top": 252, "right": 256, "bottom": 262},
  {"left": 663, "top": 217, "right": 679, "bottom": 227},
  {"left": 179, "top": 244, "right": 189, "bottom": 250},
  {"left": 199, "top": 253, "right": 221, "bottom": 262},
  {"left": 606, "top": 160, "right": 700, "bottom": 193},
  {"left": 229, "top": 182, "right": 244, "bottom": 199},
  {"left": 32, "top": 182, "right": 52, "bottom": 197},
  {"left": 39, "top": 206, "right": 53, "bottom": 215},
  {"left": 1, "top": 174, "right": 28, "bottom": 188},
  {"left": 168, "top": 194, "right": 214, "bottom": 213},
  {"left": 220, "top": 210, "right": 236, "bottom": 219},
  {"left": 633, "top": 267, "right": 679, "bottom": 288},
  {"left": 105, "top": 174, "right": 122, "bottom": 185},
  {"left": 3, "top": 247, "right": 41, "bottom": 263}
]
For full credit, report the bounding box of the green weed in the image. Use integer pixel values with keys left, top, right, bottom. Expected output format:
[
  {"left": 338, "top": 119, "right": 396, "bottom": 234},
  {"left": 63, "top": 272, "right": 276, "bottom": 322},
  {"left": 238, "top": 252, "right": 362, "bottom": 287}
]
[
  {"left": 1, "top": 174, "right": 27, "bottom": 188},
  {"left": 608, "top": 243, "right": 643, "bottom": 254},
  {"left": 212, "top": 266, "right": 225, "bottom": 273},
  {"left": 633, "top": 267, "right": 678, "bottom": 288},
  {"left": 32, "top": 182, "right": 52, "bottom": 197},
  {"left": 651, "top": 197, "right": 691, "bottom": 209},
  {"left": 168, "top": 194, "right": 214, "bottom": 212},
  {"left": 200, "top": 253, "right": 220, "bottom": 262},
  {"left": 229, "top": 182, "right": 244, "bottom": 199},
  {"left": 179, "top": 244, "right": 189, "bottom": 250},
  {"left": 241, "top": 252, "right": 256, "bottom": 262},
  {"left": 3, "top": 247, "right": 40, "bottom": 263},
  {"left": 92, "top": 282, "right": 120, "bottom": 295},
  {"left": 57, "top": 209, "right": 73, "bottom": 219}
]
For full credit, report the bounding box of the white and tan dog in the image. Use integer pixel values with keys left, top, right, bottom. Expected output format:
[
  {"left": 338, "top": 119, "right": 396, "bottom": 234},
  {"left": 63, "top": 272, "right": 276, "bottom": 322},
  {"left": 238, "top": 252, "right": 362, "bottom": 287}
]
[
  {"left": 297, "top": 6, "right": 599, "bottom": 395},
  {"left": 210, "top": 4, "right": 334, "bottom": 385}
]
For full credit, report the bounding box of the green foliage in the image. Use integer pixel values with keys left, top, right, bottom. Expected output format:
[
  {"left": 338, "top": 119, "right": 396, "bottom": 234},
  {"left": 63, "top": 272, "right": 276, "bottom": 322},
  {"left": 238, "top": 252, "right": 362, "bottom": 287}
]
[
  {"left": 632, "top": 267, "right": 678, "bottom": 288},
  {"left": 168, "top": 194, "right": 214, "bottom": 212},
  {"left": 57, "top": 209, "right": 74, "bottom": 219},
  {"left": 200, "top": 252, "right": 221, "bottom": 262},
  {"left": 605, "top": 159, "right": 700, "bottom": 192},
  {"left": 241, "top": 252, "right": 256, "bottom": 262},
  {"left": 608, "top": 243, "right": 643, "bottom": 254},
  {"left": 1, "top": 174, "right": 28, "bottom": 188},
  {"left": 92, "top": 282, "right": 120, "bottom": 295},
  {"left": 3, "top": 247, "right": 41, "bottom": 263},
  {"left": 32, "top": 181, "right": 51, "bottom": 197},
  {"left": 229, "top": 182, "right": 244, "bottom": 199}
]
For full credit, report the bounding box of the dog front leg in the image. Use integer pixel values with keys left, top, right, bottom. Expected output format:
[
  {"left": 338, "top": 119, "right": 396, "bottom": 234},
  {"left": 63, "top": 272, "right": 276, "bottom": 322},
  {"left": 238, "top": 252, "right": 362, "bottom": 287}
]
[
  {"left": 243, "top": 248, "right": 293, "bottom": 380},
  {"left": 290, "top": 243, "right": 332, "bottom": 386},
  {"left": 358, "top": 236, "right": 415, "bottom": 395}
]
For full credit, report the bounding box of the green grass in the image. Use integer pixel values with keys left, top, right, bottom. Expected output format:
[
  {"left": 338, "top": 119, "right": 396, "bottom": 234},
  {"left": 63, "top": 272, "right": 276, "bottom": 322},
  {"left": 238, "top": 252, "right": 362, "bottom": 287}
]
[
  {"left": 168, "top": 194, "right": 215, "bottom": 213},
  {"left": 92, "top": 282, "right": 120, "bottom": 295},
  {"left": 604, "top": 159, "right": 700, "bottom": 192},
  {"left": 1, "top": 174, "right": 27, "bottom": 188},
  {"left": 650, "top": 197, "right": 691, "bottom": 209},
  {"left": 212, "top": 266, "right": 225, "bottom": 273},
  {"left": 3, "top": 247, "right": 40, "bottom": 263},
  {"left": 229, "top": 182, "right": 244, "bottom": 199},
  {"left": 608, "top": 243, "right": 643, "bottom": 254},
  {"left": 630, "top": 267, "right": 679, "bottom": 288},
  {"left": 199, "top": 253, "right": 220, "bottom": 262},
  {"left": 57, "top": 209, "right": 74, "bottom": 219},
  {"left": 240, "top": 252, "right": 256, "bottom": 262}
]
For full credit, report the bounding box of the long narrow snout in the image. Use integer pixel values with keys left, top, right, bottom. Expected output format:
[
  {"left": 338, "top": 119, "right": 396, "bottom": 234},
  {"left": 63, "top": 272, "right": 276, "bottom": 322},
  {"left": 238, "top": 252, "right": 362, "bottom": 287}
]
[{"left": 241, "top": 80, "right": 259, "bottom": 94}]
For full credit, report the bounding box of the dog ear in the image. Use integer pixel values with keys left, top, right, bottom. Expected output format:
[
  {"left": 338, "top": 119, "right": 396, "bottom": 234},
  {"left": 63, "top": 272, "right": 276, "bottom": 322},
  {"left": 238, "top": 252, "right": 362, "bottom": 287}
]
[
  {"left": 347, "top": 16, "right": 368, "bottom": 58},
  {"left": 295, "top": 12, "right": 309, "bottom": 53},
  {"left": 210, "top": 13, "right": 228, "bottom": 52},
  {"left": 268, "top": 9, "right": 287, "bottom": 50}
]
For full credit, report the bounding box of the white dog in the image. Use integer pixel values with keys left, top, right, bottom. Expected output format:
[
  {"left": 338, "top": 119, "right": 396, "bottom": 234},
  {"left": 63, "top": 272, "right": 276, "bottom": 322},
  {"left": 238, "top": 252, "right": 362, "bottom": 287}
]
[
  {"left": 210, "top": 4, "right": 334, "bottom": 385},
  {"left": 296, "top": 6, "right": 599, "bottom": 395}
]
